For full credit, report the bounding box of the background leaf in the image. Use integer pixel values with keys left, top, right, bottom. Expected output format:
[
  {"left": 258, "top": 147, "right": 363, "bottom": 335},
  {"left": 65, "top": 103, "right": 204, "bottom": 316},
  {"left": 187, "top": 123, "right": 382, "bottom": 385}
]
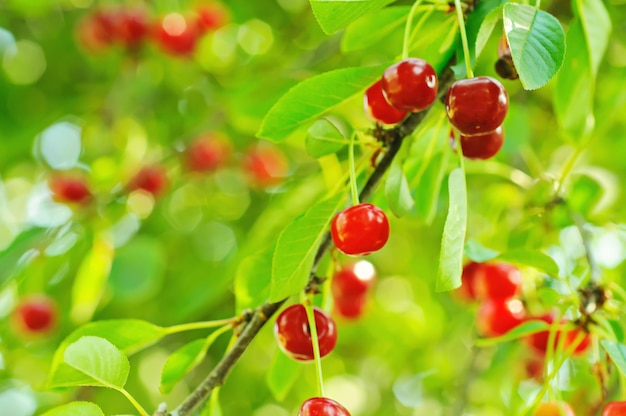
[
  {"left": 305, "top": 119, "right": 346, "bottom": 159},
  {"left": 265, "top": 349, "right": 304, "bottom": 401},
  {"left": 475, "top": 320, "right": 550, "bottom": 347},
  {"left": 385, "top": 158, "right": 415, "bottom": 218},
  {"left": 63, "top": 336, "right": 129, "bottom": 389},
  {"left": 234, "top": 246, "right": 274, "bottom": 312},
  {"left": 0, "top": 227, "right": 49, "bottom": 288},
  {"left": 40, "top": 402, "right": 104, "bottom": 416},
  {"left": 601, "top": 340, "right": 626, "bottom": 377},
  {"left": 504, "top": 3, "right": 566, "bottom": 90},
  {"left": 310, "top": 0, "right": 396, "bottom": 34},
  {"left": 497, "top": 249, "right": 560, "bottom": 276},
  {"left": 341, "top": 6, "right": 409, "bottom": 52}
]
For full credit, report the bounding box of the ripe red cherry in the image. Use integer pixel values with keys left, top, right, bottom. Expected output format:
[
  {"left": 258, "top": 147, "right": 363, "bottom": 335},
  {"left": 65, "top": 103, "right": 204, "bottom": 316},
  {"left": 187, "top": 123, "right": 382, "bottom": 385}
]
[
  {"left": 299, "top": 397, "right": 351, "bottom": 416},
  {"left": 185, "top": 135, "right": 231, "bottom": 172},
  {"left": 603, "top": 401, "right": 626, "bottom": 416},
  {"left": 75, "top": 9, "right": 117, "bottom": 52},
  {"left": 455, "top": 261, "right": 481, "bottom": 301},
  {"left": 127, "top": 165, "right": 168, "bottom": 196},
  {"left": 196, "top": 4, "right": 229, "bottom": 33},
  {"left": 525, "top": 315, "right": 591, "bottom": 356},
  {"left": 274, "top": 304, "right": 337, "bottom": 361},
  {"left": 532, "top": 401, "right": 575, "bottom": 416},
  {"left": 49, "top": 175, "right": 91, "bottom": 204},
  {"left": 331, "top": 204, "right": 389, "bottom": 256},
  {"left": 243, "top": 143, "right": 289, "bottom": 188},
  {"left": 476, "top": 298, "right": 525, "bottom": 337},
  {"left": 459, "top": 126, "right": 504, "bottom": 160},
  {"left": 14, "top": 295, "right": 57, "bottom": 333},
  {"left": 381, "top": 58, "right": 438, "bottom": 112},
  {"left": 332, "top": 260, "right": 376, "bottom": 298},
  {"left": 364, "top": 80, "right": 407, "bottom": 125},
  {"left": 153, "top": 13, "right": 200, "bottom": 56},
  {"left": 115, "top": 7, "right": 149, "bottom": 47},
  {"left": 333, "top": 295, "right": 367, "bottom": 320},
  {"left": 445, "top": 76, "right": 509, "bottom": 135},
  {"left": 472, "top": 261, "right": 522, "bottom": 300}
]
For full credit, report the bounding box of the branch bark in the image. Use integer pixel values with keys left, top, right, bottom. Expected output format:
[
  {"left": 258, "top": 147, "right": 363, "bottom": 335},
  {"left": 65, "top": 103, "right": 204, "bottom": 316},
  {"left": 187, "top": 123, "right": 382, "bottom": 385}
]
[{"left": 165, "top": 63, "right": 456, "bottom": 416}]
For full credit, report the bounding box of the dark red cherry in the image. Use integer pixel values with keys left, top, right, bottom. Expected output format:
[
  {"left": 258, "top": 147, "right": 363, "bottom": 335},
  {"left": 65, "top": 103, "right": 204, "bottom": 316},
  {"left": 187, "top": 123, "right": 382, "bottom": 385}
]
[
  {"left": 331, "top": 204, "right": 389, "bottom": 256},
  {"left": 274, "top": 304, "right": 337, "bottom": 361},
  {"left": 603, "top": 401, "right": 626, "bottom": 416},
  {"left": 381, "top": 58, "right": 438, "bottom": 112},
  {"left": 14, "top": 295, "right": 57, "bottom": 333},
  {"left": 127, "top": 165, "right": 168, "bottom": 196},
  {"left": 299, "top": 397, "right": 351, "bottom": 416},
  {"left": 185, "top": 134, "right": 231, "bottom": 172},
  {"left": 49, "top": 175, "right": 91, "bottom": 204},
  {"left": 332, "top": 260, "right": 376, "bottom": 298},
  {"left": 471, "top": 261, "right": 522, "bottom": 300},
  {"left": 364, "top": 80, "right": 407, "bottom": 125},
  {"left": 115, "top": 7, "right": 149, "bottom": 47},
  {"left": 476, "top": 298, "right": 525, "bottom": 337},
  {"left": 153, "top": 13, "right": 200, "bottom": 56},
  {"left": 445, "top": 76, "right": 509, "bottom": 135},
  {"left": 459, "top": 126, "right": 504, "bottom": 160}
]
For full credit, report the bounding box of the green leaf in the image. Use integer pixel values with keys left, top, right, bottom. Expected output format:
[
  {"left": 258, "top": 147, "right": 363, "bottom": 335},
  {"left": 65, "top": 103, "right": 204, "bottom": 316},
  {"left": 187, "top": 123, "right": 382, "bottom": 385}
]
[
  {"left": 305, "top": 119, "right": 346, "bottom": 159},
  {"left": 411, "top": 151, "right": 449, "bottom": 225},
  {"left": 341, "top": 6, "right": 409, "bottom": 52},
  {"left": 578, "top": 0, "right": 611, "bottom": 77},
  {"left": 503, "top": 3, "right": 566, "bottom": 90},
  {"left": 266, "top": 348, "right": 303, "bottom": 401},
  {"left": 70, "top": 235, "right": 114, "bottom": 323},
  {"left": 385, "top": 158, "right": 415, "bottom": 218},
  {"left": 234, "top": 246, "right": 273, "bottom": 312},
  {"left": 476, "top": 319, "right": 550, "bottom": 347},
  {"left": 270, "top": 194, "right": 344, "bottom": 302},
  {"left": 464, "top": 239, "right": 499, "bottom": 263},
  {"left": 0, "top": 227, "right": 49, "bottom": 288},
  {"left": 436, "top": 168, "right": 467, "bottom": 292},
  {"left": 40, "top": 402, "right": 105, "bottom": 416},
  {"left": 160, "top": 329, "right": 228, "bottom": 394},
  {"left": 475, "top": 5, "right": 504, "bottom": 59},
  {"left": 496, "top": 250, "right": 560, "bottom": 276},
  {"left": 601, "top": 340, "right": 626, "bottom": 377},
  {"left": 310, "top": 0, "right": 396, "bottom": 34},
  {"left": 63, "top": 336, "right": 129, "bottom": 389},
  {"left": 48, "top": 319, "right": 165, "bottom": 388},
  {"left": 257, "top": 65, "right": 387, "bottom": 142}
]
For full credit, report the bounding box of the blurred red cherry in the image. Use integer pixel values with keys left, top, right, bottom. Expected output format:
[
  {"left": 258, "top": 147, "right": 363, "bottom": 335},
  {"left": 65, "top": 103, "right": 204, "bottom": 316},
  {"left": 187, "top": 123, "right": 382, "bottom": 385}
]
[{"left": 154, "top": 13, "right": 200, "bottom": 56}]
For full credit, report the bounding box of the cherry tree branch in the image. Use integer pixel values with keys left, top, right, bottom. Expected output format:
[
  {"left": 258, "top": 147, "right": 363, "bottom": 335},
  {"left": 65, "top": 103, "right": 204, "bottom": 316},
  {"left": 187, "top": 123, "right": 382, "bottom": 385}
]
[{"left": 162, "top": 64, "right": 456, "bottom": 416}]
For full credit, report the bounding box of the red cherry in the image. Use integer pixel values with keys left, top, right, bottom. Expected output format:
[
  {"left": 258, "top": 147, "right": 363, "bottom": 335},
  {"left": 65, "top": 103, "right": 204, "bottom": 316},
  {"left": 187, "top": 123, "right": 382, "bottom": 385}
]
[
  {"left": 185, "top": 135, "right": 231, "bottom": 172},
  {"left": 525, "top": 315, "right": 591, "bottom": 356},
  {"left": 472, "top": 261, "right": 522, "bottom": 300},
  {"left": 115, "top": 7, "right": 149, "bottom": 47},
  {"left": 14, "top": 295, "right": 57, "bottom": 333},
  {"left": 454, "top": 261, "right": 481, "bottom": 301},
  {"left": 532, "top": 401, "right": 575, "bottom": 416},
  {"left": 332, "top": 260, "right": 376, "bottom": 298},
  {"left": 459, "top": 126, "right": 504, "bottom": 160},
  {"left": 331, "top": 204, "right": 389, "bottom": 256},
  {"left": 75, "top": 9, "right": 117, "bottom": 52},
  {"left": 196, "top": 4, "right": 229, "bottom": 33},
  {"left": 476, "top": 298, "right": 525, "bottom": 337},
  {"left": 381, "top": 58, "right": 438, "bottom": 112},
  {"left": 243, "top": 143, "right": 289, "bottom": 188},
  {"left": 299, "top": 397, "right": 351, "bottom": 416},
  {"left": 603, "top": 401, "right": 626, "bottom": 416},
  {"left": 445, "top": 76, "right": 509, "bottom": 135},
  {"left": 49, "top": 175, "right": 91, "bottom": 204},
  {"left": 524, "top": 357, "right": 544, "bottom": 381},
  {"left": 127, "top": 165, "right": 168, "bottom": 196},
  {"left": 153, "top": 13, "right": 200, "bottom": 56},
  {"left": 333, "top": 295, "right": 367, "bottom": 320},
  {"left": 274, "top": 304, "right": 337, "bottom": 361},
  {"left": 363, "top": 80, "right": 408, "bottom": 125}
]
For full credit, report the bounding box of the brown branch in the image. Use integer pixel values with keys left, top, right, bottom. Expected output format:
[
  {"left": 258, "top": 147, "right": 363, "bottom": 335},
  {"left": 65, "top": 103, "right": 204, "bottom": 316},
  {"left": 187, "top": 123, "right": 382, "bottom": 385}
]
[{"left": 164, "top": 63, "right": 456, "bottom": 416}]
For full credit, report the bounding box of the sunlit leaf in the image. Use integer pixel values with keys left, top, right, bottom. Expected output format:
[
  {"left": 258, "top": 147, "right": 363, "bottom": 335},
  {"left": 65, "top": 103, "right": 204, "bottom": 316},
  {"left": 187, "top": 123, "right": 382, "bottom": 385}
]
[
  {"left": 341, "top": 6, "right": 409, "bottom": 52},
  {"left": 305, "top": 119, "right": 346, "bottom": 159},
  {"left": 63, "top": 336, "right": 129, "bottom": 389},
  {"left": 0, "top": 227, "right": 48, "bottom": 288},
  {"left": 497, "top": 250, "right": 560, "bottom": 276},
  {"left": 40, "top": 402, "right": 104, "bottom": 416},
  {"left": 464, "top": 239, "right": 499, "bottom": 263},
  {"left": 578, "top": 0, "right": 611, "bottom": 76},
  {"left": 234, "top": 245, "right": 273, "bottom": 313},
  {"left": 475, "top": 5, "right": 504, "bottom": 59},
  {"left": 310, "top": 0, "right": 396, "bottom": 34}
]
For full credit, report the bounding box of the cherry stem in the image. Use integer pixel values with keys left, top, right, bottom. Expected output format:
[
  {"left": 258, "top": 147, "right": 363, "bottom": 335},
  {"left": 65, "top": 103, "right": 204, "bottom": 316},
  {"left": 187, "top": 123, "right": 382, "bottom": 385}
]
[
  {"left": 164, "top": 317, "right": 238, "bottom": 335},
  {"left": 348, "top": 132, "right": 360, "bottom": 206},
  {"left": 453, "top": 0, "right": 474, "bottom": 78},
  {"left": 402, "top": 0, "right": 426, "bottom": 59},
  {"left": 303, "top": 299, "right": 325, "bottom": 397},
  {"left": 120, "top": 387, "right": 150, "bottom": 416}
]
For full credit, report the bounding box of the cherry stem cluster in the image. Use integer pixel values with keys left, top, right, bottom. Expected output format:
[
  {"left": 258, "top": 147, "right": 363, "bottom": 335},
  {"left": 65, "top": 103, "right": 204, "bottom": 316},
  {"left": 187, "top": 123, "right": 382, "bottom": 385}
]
[
  {"left": 160, "top": 61, "right": 457, "bottom": 416},
  {"left": 454, "top": 0, "right": 474, "bottom": 78}
]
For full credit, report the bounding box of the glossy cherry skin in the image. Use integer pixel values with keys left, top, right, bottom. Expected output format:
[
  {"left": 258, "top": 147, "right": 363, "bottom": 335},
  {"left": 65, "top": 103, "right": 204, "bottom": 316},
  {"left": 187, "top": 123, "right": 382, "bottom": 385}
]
[
  {"left": 603, "top": 401, "right": 626, "bottom": 416},
  {"left": 459, "top": 126, "right": 504, "bottom": 160},
  {"left": 532, "top": 401, "right": 575, "bottom": 416},
  {"left": 153, "top": 13, "right": 200, "bottom": 56},
  {"left": 274, "top": 304, "right": 337, "bottom": 361},
  {"left": 49, "top": 176, "right": 91, "bottom": 204},
  {"left": 364, "top": 80, "right": 407, "bottom": 125},
  {"left": 14, "top": 295, "right": 57, "bottom": 333},
  {"left": 525, "top": 315, "right": 591, "bottom": 357},
  {"left": 445, "top": 76, "right": 509, "bottom": 135},
  {"left": 332, "top": 260, "right": 376, "bottom": 298},
  {"left": 299, "top": 397, "right": 351, "bottom": 416},
  {"left": 185, "top": 135, "right": 231, "bottom": 172},
  {"left": 476, "top": 298, "right": 525, "bottom": 337},
  {"left": 331, "top": 204, "right": 389, "bottom": 256},
  {"left": 243, "top": 144, "right": 289, "bottom": 188},
  {"left": 381, "top": 58, "right": 438, "bottom": 112},
  {"left": 127, "top": 165, "right": 168, "bottom": 196},
  {"left": 472, "top": 261, "right": 523, "bottom": 300}
]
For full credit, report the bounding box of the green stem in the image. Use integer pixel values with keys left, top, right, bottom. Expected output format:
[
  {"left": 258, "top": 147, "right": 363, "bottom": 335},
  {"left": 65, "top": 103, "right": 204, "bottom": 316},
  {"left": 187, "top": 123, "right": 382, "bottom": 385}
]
[
  {"left": 349, "top": 132, "right": 360, "bottom": 206},
  {"left": 164, "top": 318, "right": 237, "bottom": 335},
  {"left": 304, "top": 300, "right": 325, "bottom": 397},
  {"left": 402, "top": 0, "right": 426, "bottom": 59},
  {"left": 119, "top": 388, "right": 150, "bottom": 416},
  {"left": 453, "top": 0, "right": 474, "bottom": 78},
  {"left": 555, "top": 145, "right": 586, "bottom": 196}
]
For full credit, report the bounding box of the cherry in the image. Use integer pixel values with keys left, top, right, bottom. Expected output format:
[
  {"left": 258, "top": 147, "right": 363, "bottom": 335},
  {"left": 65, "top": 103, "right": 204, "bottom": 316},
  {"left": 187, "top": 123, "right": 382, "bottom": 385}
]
[
  {"left": 381, "top": 58, "right": 438, "bottom": 112},
  {"left": 332, "top": 260, "right": 376, "bottom": 298},
  {"left": 364, "top": 80, "right": 408, "bottom": 125},
  {"left": 333, "top": 295, "right": 367, "bottom": 320},
  {"left": 185, "top": 135, "right": 231, "bottom": 172},
  {"left": 459, "top": 126, "right": 504, "bottom": 160},
  {"left": 525, "top": 315, "right": 591, "bottom": 356},
  {"left": 476, "top": 298, "right": 525, "bottom": 337},
  {"left": 115, "top": 7, "right": 149, "bottom": 47},
  {"left": 603, "top": 401, "right": 626, "bottom": 416},
  {"left": 75, "top": 9, "right": 117, "bottom": 52},
  {"left": 196, "top": 4, "right": 229, "bottom": 33},
  {"left": 49, "top": 175, "right": 91, "bottom": 204},
  {"left": 274, "top": 304, "right": 337, "bottom": 361},
  {"left": 243, "top": 143, "right": 289, "bottom": 188},
  {"left": 472, "top": 261, "right": 522, "bottom": 300},
  {"left": 13, "top": 295, "right": 57, "bottom": 333},
  {"left": 127, "top": 165, "right": 168, "bottom": 196},
  {"left": 153, "top": 13, "right": 200, "bottom": 56},
  {"left": 455, "top": 261, "right": 481, "bottom": 301},
  {"left": 532, "top": 401, "right": 575, "bottom": 416},
  {"left": 331, "top": 203, "right": 389, "bottom": 256},
  {"left": 445, "top": 76, "right": 509, "bottom": 135},
  {"left": 299, "top": 397, "right": 351, "bottom": 416}
]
